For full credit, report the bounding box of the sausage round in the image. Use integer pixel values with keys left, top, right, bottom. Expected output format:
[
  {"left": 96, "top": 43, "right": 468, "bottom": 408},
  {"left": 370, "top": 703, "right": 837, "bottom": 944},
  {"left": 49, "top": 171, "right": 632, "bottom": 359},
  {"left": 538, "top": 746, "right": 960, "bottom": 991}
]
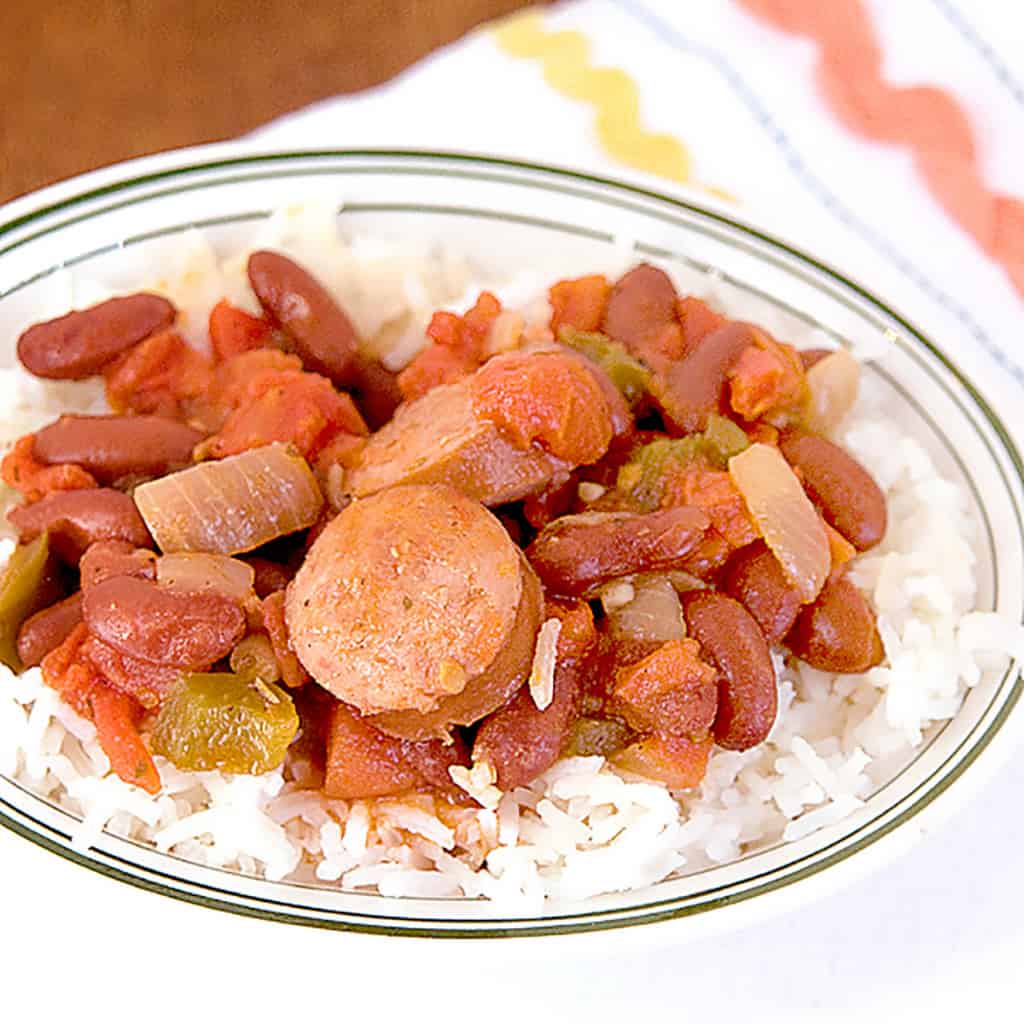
[{"left": 285, "top": 484, "right": 541, "bottom": 728}]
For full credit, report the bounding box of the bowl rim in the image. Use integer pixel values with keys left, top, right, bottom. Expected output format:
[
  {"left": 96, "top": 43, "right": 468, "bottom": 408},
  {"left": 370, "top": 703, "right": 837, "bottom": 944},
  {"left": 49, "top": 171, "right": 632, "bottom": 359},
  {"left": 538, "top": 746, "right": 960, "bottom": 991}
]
[{"left": 1, "top": 143, "right": 1022, "bottom": 943}]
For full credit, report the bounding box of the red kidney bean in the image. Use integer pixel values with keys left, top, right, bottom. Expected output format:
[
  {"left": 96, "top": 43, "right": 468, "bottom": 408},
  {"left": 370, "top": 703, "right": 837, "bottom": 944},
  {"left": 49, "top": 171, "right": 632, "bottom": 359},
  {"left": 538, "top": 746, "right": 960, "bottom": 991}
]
[
  {"left": 652, "top": 322, "right": 752, "bottom": 435},
  {"left": 473, "top": 600, "right": 594, "bottom": 790},
  {"left": 676, "top": 530, "right": 732, "bottom": 580},
  {"left": 723, "top": 541, "right": 804, "bottom": 644},
  {"left": 82, "top": 575, "right": 245, "bottom": 668},
  {"left": 247, "top": 250, "right": 361, "bottom": 387},
  {"left": 17, "top": 593, "right": 84, "bottom": 668},
  {"left": 8, "top": 488, "right": 152, "bottom": 563},
  {"left": 526, "top": 506, "right": 710, "bottom": 597},
  {"left": 786, "top": 574, "right": 884, "bottom": 673},
  {"left": 601, "top": 263, "right": 683, "bottom": 371},
  {"left": 81, "top": 635, "right": 183, "bottom": 709},
  {"left": 33, "top": 414, "right": 205, "bottom": 484},
  {"left": 17, "top": 294, "right": 176, "bottom": 380},
  {"left": 682, "top": 591, "right": 777, "bottom": 750},
  {"left": 779, "top": 430, "right": 887, "bottom": 551},
  {"left": 348, "top": 358, "right": 403, "bottom": 431},
  {"left": 79, "top": 540, "right": 157, "bottom": 589}
]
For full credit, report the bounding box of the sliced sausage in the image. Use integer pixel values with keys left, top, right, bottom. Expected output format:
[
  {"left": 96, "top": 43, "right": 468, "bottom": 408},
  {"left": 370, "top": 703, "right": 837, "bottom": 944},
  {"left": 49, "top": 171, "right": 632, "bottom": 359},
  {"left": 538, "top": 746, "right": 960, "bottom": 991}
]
[
  {"left": 17, "top": 294, "right": 176, "bottom": 380},
  {"left": 286, "top": 484, "right": 542, "bottom": 737},
  {"left": 8, "top": 488, "right": 152, "bottom": 563},
  {"left": 525, "top": 507, "right": 710, "bottom": 597},
  {"left": 33, "top": 414, "right": 205, "bottom": 484},
  {"left": 682, "top": 591, "right": 777, "bottom": 751},
  {"left": 346, "top": 376, "right": 571, "bottom": 506}
]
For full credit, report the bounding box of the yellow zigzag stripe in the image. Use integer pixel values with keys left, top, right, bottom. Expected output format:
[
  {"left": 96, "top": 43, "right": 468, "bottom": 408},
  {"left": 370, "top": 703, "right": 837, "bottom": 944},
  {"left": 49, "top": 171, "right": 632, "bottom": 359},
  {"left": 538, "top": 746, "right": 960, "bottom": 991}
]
[{"left": 494, "top": 11, "right": 692, "bottom": 185}]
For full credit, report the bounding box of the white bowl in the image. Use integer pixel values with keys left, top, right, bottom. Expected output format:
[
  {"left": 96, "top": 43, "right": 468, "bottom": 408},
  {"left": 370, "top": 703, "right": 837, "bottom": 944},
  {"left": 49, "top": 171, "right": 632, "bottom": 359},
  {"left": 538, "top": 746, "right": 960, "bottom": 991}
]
[{"left": 1, "top": 146, "right": 1022, "bottom": 941}]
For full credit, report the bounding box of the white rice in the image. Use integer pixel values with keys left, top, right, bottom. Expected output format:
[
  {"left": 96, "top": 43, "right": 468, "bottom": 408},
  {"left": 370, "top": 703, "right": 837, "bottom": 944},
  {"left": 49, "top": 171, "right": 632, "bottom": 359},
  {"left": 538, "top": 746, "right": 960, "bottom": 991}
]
[{"left": 0, "top": 208, "right": 1019, "bottom": 904}]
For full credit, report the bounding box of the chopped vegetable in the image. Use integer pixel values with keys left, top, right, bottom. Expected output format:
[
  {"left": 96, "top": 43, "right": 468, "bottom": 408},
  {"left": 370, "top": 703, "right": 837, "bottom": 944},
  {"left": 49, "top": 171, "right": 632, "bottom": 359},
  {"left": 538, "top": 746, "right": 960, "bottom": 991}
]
[
  {"left": 560, "top": 327, "right": 651, "bottom": 407},
  {"left": 617, "top": 414, "right": 749, "bottom": 509},
  {"left": 611, "top": 731, "right": 713, "bottom": 789},
  {"left": 230, "top": 633, "right": 281, "bottom": 684},
  {"left": 563, "top": 716, "right": 633, "bottom": 757},
  {"left": 134, "top": 443, "right": 324, "bottom": 555},
  {"left": 799, "top": 347, "right": 860, "bottom": 435},
  {"left": 91, "top": 685, "right": 161, "bottom": 794},
  {"left": 549, "top": 274, "right": 611, "bottom": 334},
  {"left": 0, "top": 534, "right": 56, "bottom": 670},
  {"left": 156, "top": 552, "right": 255, "bottom": 603},
  {"left": 728, "top": 443, "right": 830, "bottom": 603},
  {"left": 606, "top": 575, "right": 685, "bottom": 646},
  {"left": 150, "top": 672, "right": 299, "bottom": 774}
]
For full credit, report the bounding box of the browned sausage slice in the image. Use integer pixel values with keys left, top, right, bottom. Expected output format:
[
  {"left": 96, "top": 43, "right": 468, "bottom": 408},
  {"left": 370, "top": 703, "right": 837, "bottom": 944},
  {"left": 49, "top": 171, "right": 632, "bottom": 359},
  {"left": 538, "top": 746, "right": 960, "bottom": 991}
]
[
  {"left": 286, "top": 484, "right": 542, "bottom": 735},
  {"left": 345, "top": 377, "right": 571, "bottom": 506}
]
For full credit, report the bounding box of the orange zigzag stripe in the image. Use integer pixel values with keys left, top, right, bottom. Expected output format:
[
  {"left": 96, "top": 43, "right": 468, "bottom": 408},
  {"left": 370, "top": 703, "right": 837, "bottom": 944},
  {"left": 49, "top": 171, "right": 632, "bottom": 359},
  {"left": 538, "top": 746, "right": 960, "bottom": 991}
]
[{"left": 737, "top": 0, "right": 1024, "bottom": 298}]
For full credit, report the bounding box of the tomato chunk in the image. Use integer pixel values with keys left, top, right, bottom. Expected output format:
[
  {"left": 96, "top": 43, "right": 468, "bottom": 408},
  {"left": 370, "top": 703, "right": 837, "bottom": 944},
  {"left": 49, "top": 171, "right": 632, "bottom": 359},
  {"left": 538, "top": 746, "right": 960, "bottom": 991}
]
[{"left": 208, "top": 299, "right": 275, "bottom": 361}]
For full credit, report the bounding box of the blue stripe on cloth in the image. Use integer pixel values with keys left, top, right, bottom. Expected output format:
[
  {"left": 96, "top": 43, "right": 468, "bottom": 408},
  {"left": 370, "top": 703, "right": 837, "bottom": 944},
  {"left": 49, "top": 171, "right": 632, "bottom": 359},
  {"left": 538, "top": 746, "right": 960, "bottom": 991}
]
[
  {"left": 928, "top": 0, "right": 1024, "bottom": 111},
  {"left": 606, "top": 0, "right": 1024, "bottom": 385}
]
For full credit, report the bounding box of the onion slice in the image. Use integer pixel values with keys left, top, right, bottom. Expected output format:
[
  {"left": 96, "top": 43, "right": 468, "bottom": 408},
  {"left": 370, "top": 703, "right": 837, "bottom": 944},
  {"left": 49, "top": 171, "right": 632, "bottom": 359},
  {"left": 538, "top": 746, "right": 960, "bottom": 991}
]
[
  {"left": 156, "top": 552, "right": 256, "bottom": 603},
  {"left": 135, "top": 443, "right": 324, "bottom": 555},
  {"left": 728, "top": 443, "right": 829, "bottom": 603},
  {"left": 608, "top": 575, "right": 686, "bottom": 645},
  {"left": 800, "top": 348, "right": 860, "bottom": 436}
]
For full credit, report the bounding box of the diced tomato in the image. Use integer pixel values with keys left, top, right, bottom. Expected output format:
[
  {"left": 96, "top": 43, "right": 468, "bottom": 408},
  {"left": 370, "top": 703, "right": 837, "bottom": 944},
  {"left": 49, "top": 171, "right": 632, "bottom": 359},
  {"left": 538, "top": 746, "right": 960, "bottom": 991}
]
[
  {"left": 728, "top": 330, "right": 808, "bottom": 422},
  {"left": 261, "top": 590, "right": 309, "bottom": 689},
  {"left": 677, "top": 296, "right": 727, "bottom": 357},
  {"left": 90, "top": 685, "right": 161, "bottom": 794},
  {"left": 396, "top": 343, "right": 473, "bottom": 402},
  {"left": 662, "top": 464, "right": 758, "bottom": 549},
  {"left": 197, "top": 356, "right": 367, "bottom": 460},
  {"left": 549, "top": 274, "right": 611, "bottom": 334},
  {"left": 323, "top": 701, "right": 466, "bottom": 800},
  {"left": 208, "top": 299, "right": 275, "bottom": 361},
  {"left": 397, "top": 292, "right": 504, "bottom": 401},
  {"left": 40, "top": 623, "right": 98, "bottom": 718},
  {"left": 470, "top": 350, "right": 613, "bottom": 464},
  {"left": 612, "top": 731, "right": 713, "bottom": 790},
  {"left": 105, "top": 330, "right": 214, "bottom": 420},
  {"left": 1, "top": 434, "right": 98, "bottom": 503},
  {"left": 611, "top": 638, "right": 718, "bottom": 737}
]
